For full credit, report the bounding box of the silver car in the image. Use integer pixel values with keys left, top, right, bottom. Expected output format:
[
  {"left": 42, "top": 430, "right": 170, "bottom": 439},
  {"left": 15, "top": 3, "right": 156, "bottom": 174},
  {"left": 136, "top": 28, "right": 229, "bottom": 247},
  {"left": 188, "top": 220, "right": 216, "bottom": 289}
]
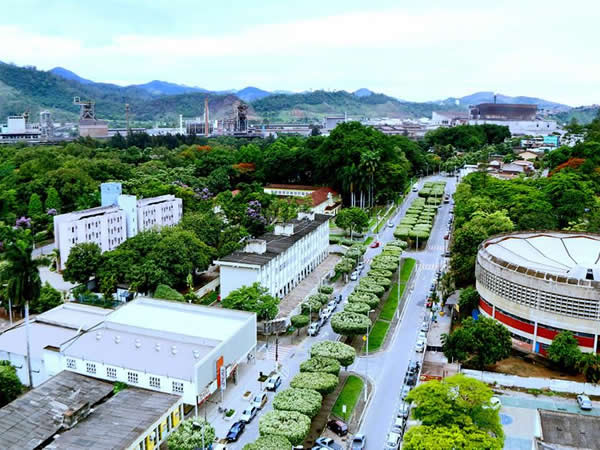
[{"left": 577, "top": 394, "right": 592, "bottom": 410}]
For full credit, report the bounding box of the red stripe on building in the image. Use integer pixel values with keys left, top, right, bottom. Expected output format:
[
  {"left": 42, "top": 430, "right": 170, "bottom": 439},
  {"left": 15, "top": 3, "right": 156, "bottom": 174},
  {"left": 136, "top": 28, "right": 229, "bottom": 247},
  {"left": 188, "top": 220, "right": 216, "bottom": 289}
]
[
  {"left": 479, "top": 298, "right": 493, "bottom": 315},
  {"left": 494, "top": 309, "right": 535, "bottom": 334},
  {"left": 537, "top": 326, "right": 594, "bottom": 348}
]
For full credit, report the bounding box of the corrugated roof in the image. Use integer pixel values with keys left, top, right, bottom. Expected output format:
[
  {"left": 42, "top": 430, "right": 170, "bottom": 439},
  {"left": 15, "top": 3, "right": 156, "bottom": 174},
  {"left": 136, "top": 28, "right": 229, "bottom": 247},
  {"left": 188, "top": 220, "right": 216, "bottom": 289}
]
[
  {"left": 537, "top": 409, "right": 600, "bottom": 449},
  {"left": 0, "top": 371, "right": 113, "bottom": 450}
]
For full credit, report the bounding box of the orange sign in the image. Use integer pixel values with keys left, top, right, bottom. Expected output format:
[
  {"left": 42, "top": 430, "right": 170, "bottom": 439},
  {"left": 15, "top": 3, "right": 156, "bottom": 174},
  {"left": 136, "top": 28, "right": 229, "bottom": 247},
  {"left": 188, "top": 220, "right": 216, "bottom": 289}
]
[{"left": 216, "top": 356, "right": 224, "bottom": 388}]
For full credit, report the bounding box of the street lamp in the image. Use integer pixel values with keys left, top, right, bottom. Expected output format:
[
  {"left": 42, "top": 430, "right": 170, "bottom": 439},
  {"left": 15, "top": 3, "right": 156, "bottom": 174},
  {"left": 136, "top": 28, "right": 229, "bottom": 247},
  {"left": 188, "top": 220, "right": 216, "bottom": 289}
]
[{"left": 364, "top": 320, "right": 371, "bottom": 402}]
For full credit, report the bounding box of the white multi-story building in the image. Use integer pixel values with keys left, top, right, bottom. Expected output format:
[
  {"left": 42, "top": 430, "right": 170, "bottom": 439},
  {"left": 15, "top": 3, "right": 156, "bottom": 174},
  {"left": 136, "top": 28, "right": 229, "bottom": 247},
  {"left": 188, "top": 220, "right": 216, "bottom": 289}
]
[
  {"left": 54, "top": 183, "right": 183, "bottom": 270},
  {"left": 216, "top": 212, "right": 330, "bottom": 299},
  {"left": 263, "top": 184, "right": 341, "bottom": 216}
]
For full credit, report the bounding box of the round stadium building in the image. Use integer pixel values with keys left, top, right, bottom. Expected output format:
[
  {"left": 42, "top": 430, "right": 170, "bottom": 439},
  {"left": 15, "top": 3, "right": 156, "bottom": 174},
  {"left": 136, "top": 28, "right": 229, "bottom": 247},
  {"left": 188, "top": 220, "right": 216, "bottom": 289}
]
[{"left": 476, "top": 232, "right": 600, "bottom": 355}]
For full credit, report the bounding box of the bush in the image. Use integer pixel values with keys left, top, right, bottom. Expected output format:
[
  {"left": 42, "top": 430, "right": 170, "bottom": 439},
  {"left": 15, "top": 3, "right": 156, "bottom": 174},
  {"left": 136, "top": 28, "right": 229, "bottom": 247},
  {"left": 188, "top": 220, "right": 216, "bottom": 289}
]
[
  {"left": 290, "top": 372, "right": 339, "bottom": 395},
  {"left": 343, "top": 301, "right": 371, "bottom": 316},
  {"left": 309, "top": 293, "right": 329, "bottom": 305},
  {"left": 364, "top": 276, "right": 391, "bottom": 288},
  {"left": 243, "top": 435, "right": 292, "bottom": 450},
  {"left": 273, "top": 388, "right": 323, "bottom": 418},
  {"left": 300, "top": 356, "right": 341, "bottom": 376},
  {"left": 335, "top": 260, "right": 354, "bottom": 275},
  {"left": 0, "top": 361, "right": 23, "bottom": 407},
  {"left": 319, "top": 285, "right": 334, "bottom": 295},
  {"left": 369, "top": 269, "right": 393, "bottom": 279},
  {"left": 259, "top": 410, "right": 312, "bottom": 446},
  {"left": 348, "top": 292, "right": 379, "bottom": 308},
  {"left": 154, "top": 284, "right": 184, "bottom": 301},
  {"left": 311, "top": 340, "right": 356, "bottom": 368},
  {"left": 331, "top": 311, "right": 371, "bottom": 336},
  {"left": 301, "top": 297, "right": 322, "bottom": 315},
  {"left": 167, "top": 419, "right": 215, "bottom": 450},
  {"left": 355, "top": 283, "right": 384, "bottom": 297},
  {"left": 290, "top": 314, "right": 309, "bottom": 329}
]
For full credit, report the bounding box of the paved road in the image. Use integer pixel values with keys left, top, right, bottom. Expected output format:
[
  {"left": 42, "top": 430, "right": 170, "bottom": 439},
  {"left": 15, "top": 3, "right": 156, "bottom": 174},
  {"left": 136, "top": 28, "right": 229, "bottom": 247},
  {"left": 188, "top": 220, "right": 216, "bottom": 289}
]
[{"left": 230, "top": 175, "right": 457, "bottom": 448}]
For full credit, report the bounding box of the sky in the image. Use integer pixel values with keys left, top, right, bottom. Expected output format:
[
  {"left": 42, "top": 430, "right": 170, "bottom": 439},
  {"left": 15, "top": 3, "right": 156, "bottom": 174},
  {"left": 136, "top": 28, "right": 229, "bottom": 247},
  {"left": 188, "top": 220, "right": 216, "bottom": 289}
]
[{"left": 1, "top": 0, "right": 598, "bottom": 106}]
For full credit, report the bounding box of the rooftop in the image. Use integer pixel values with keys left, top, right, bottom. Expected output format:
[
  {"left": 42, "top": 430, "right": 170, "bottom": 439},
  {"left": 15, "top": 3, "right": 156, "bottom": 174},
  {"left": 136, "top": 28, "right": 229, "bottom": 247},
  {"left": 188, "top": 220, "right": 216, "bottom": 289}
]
[
  {"left": 47, "top": 388, "right": 180, "bottom": 449},
  {"left": 36, "top": 303, "right": 112, "bottom": 331},
  {"left": 217, "top": 214, "right": 329, "bottom": 267},
  {"left": 482, "top": 232, "right": 600, "bottom": 279},
  {"left": 536, "top": 409, "right": 600, "bottom": 449},
  {"left": 0, "top": 322, "right": 81, "bottom": 359},
  {"left": 137, "top": 194, "right": 178, "bottom": 207},
  {"left": 0, "top": 371, "right": 113, "bottom": 450}
]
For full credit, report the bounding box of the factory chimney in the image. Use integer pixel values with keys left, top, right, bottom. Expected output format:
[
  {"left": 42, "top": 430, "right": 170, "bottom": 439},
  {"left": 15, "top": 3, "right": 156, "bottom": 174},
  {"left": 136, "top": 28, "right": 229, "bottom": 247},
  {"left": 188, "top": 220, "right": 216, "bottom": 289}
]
[
  {"left": 204, "top": 97, "right": 209, "bottom": 137},
  {"left": 179, "top": 114, "right": 183, "bottom": 134}
]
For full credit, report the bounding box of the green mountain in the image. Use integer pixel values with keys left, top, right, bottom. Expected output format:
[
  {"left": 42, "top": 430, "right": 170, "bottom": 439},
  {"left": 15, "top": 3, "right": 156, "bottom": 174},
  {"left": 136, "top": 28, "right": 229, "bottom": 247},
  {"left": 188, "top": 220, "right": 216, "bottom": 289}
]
[{"left": 552, "top": 106, "right": 600, "bottom": 125}]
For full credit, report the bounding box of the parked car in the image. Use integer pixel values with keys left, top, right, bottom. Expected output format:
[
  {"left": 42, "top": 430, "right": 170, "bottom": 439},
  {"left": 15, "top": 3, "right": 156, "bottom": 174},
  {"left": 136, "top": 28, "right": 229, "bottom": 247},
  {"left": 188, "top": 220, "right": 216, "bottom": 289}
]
[
  {"left": 415, "top": 338, "right": 426, "bottom": 353},
  {"left": 490, "top": 396, "right": 502, "bottom": 410},
  {"left": 443, "top": 251, "right": 451, "bottom": 258},
  {"left": 265, "top": 374, "right": 282, "bottom": 391},
  {"left": 327, "top": 300, "right": 337, "bottom": 311},
  {"left": 577, "top": 394, "right": 593, "bottom": 410},
  {"left": 370, "top": 241, "right": 380, "bottom": 248},
  {"left": 357, "top": 261, "right": 365, "bottom": 270},
  {"left": 350, "top": 271, "right": 359, "bottom": 281},
  {"left": 315, "top": 437, "right": 343, "bottom": 450},
  {"left": 407, "top": 360, "right": 420, "bottom": 375},
  {"left": 412, "top": 185, "right": 418, "bottom": 192},
  {"left": 320, "top": 307, "right": 333, "bottom": 320},
  {"left": 240, "top": 406, "right": 258, "bottom": 423},
  {"left": 384, "top": 431, "right": 401, "bottom": 449},
  {"left": 418, "top": 331, "right": 427, "bottom": 341},
  {"left": 391, "top": 416, "right": 406, "bottom": 433},
  {"left": 406, "top": 371, "right": 417, "bottom": 386},
  {"left": 397, "top": 402, "right": 410, "bottom": 418},
  {"left": 226, "top": 421, "right": 246, "bottom": 442},
  {"left": 400, "top": 384, "right": 411, "bottom": 400},
  {"left": 350, "top": 434, "right": 366, "bottom": 449},
  {"left": 443, "top": 234, "right": 449, "bottom": 240},
  {"left": 421, "top": 321, "right": 429, "bottom": 332},
  {"left": 307, "top": 322, "right": 321, "bottom": 336},
  {"left": 336, "top": 294, "right": 343, "bottom": 304},
  {"left": 251, "top": 393, "right": 268, "bottom": 409},
  {"left": 388, "top": 221, "right": 394, "bottom": 228},
  {"left": 327, "top": 419, "right": 348, "bottom": 436}
]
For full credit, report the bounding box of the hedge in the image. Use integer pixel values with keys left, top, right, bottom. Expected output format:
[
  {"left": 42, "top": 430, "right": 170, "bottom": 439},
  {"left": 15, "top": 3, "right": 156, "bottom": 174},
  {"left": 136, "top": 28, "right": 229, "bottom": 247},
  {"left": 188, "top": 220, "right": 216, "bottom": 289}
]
[
  {"left": 331, "top": 311, "right": 372, "bottom": 336},
  {"left": 243, "top": 435, "right": 292, "bottom": 450},
  {"left": 311, "top": 340, "right": 356, "bottom": 368},
  {"left": 290, "top": 314, "right": 309, "bottom": 329},
  {"left": 309, "top": 293, "right": 329, "bottom": 305},
  {"left": 259, "top": 410, "right": 312, "bottom": 446},
  {"left": 319, "top": 286, "right": 334, "bottom": 295},
  {"left": 273, "top": 388, "right": 323, "bottom": 418},
  {"left": 290, "top": 372, "right": 339, "bottom": 395},
  {"left": 365, "top": 276, "right": 391, "bottom": 288},
  {"left": 300, "top": 356, "right": 341, "bottom": 376},
  {"left": 343, "top": 301, "right": 371, "bottom": 316},
  {"left": 355, "top": 284, "right": 385, "bottom": 297},
  {"left": 154, "top": 284, "right": 184, "bottom": 301},
  {"left": 369, "top": 268, "right": 393, "bottom": 279},
  {"left": 348, "top": 292, "right": 379, "bottom": 309}
]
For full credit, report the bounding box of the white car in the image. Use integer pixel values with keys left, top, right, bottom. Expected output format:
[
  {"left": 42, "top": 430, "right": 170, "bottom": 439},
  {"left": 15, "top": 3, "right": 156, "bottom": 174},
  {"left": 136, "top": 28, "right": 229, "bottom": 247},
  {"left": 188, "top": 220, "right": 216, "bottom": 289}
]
[
  {"left": 385, "top": 431, "right": 401, "bottom": 449},
  {"left": 420, "top": 321, "right": 429, "bottom": 332},
  {"left": 418, "top": 331, "right": 427, "bottom": 341},
  {"left": 415, "top": 338, "right": 426, "bottom": 353},
  {"left": 327, "top": 300, "right": 337, "bottom": 311},
  {"left": 307, "top": 322, "right": 320, "bottom": 336},
  {"left": 391, "top": 416, "right": 406, "bottom": 433},
  {"left": 251, "top": 393, "right": 268, "bottom": 410},
  {"left": 577, "top": 394, "right": 592, "bottom": 410},
  {"left": 240, "top": 406, "right": 258, "bottom": 423},
  {"left": 388, "top": 221, "right": 394, "bottom": 228},
  {"left": 350, "top": 271, "right": 359, "bottom": 281},
  {"left": 320, "top": 307, "right": 333, "bottom": 320}
]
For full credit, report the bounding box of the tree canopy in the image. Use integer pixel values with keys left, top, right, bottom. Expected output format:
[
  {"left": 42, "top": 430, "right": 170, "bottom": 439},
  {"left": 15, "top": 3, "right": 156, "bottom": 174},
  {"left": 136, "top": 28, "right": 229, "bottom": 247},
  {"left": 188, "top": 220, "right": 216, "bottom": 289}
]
[{"left": 221, "top": 282, "right": 280, "bottom": 320}]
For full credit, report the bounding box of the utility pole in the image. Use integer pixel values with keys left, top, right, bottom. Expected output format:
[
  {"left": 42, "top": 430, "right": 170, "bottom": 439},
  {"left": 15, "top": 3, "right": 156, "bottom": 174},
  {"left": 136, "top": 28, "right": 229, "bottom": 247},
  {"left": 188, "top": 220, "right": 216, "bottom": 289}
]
[{"left": 25, "top": 301, "right": 33, "bottom": 387}]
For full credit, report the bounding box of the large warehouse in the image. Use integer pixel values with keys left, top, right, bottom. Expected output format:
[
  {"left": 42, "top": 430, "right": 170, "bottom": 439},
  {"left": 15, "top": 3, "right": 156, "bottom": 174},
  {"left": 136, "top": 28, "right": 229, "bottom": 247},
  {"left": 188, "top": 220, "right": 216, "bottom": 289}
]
[{"left": 476, "top": 232, "right": 600, "bottom": 355}]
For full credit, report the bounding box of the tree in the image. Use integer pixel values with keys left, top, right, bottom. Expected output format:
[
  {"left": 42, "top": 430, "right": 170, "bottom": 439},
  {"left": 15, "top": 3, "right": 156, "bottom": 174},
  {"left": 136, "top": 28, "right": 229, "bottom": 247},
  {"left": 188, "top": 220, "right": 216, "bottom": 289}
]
[
  {"left": 0, "top": 361, "right": 23, "bottom": 407},
  {"left": 290, "top": 372, "right": 339, "bottom": 395},
  {"left": 310, "top": 340, "right": 356, "bottom": 368},
  {"left": 258, "top": 410, "right": 311, "bottom": 446},
  {"left": 27, "top": 193, "right": 43, "bottom": 219},
  {"left": 221, "top": 282, "right": 280, "bottom": 320},
  {"left": 63, "top": 242, "right": 102, "bottom": 285},
  {"left": 167, "top": 419, "right": 215, "bottom": 450},
  {"left": 458, "top": 287, "right": 479, "bottom": 318},
  {"left": 547, "top": 331, "right": 581, "bottom": 372},
  {"left": 290, "top": 314, "right": 309, "bottom": 335},
  {"left": 273, "top": 387, "right": 323, "bottom": 418},
  {"left": 405, "top": 374, "right": 503, "bottom": 448},
  {"left": 403, "top": 424, "right": 502, "bottom": 450},
  {"left": 576, "top": 353, "right": 600, "bottom": 383},
  {"left": 330, "top": 311, "right": 371, "bottom": 336},
  {"left": 45, "top": 187, "right": 62, "bottom": 213},
  {"left": 299, "top": 356, "right": 341, "bottom": 376},
  {"left": 442, "top": 317, "right": 511, "bottom": 369},
  {"left": 335, "top": 207, "right": 369, "bottom": 238},
  {"left": 244, "top": 435, "right": 292, "bottom": 450},
  {"left": 30, "top": 282, "right": 63, "bottom": 314}
]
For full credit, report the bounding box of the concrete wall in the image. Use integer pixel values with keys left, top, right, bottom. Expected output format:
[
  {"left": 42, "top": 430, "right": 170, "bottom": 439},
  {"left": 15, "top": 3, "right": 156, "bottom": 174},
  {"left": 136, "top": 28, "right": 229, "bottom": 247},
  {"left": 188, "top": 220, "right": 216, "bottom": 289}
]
[
  {"left": 219, "top": 265, "right": 259, "bottom": 298},
  {"left": 0, "top": 351, "right": 48, "bottom": 387}
]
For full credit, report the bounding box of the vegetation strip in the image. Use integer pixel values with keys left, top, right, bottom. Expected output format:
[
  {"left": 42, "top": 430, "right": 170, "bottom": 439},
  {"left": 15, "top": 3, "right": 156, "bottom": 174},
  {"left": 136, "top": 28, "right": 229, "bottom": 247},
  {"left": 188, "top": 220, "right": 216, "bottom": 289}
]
[{"left": 331, "top": 375, "right": 364, "bottom": 420}]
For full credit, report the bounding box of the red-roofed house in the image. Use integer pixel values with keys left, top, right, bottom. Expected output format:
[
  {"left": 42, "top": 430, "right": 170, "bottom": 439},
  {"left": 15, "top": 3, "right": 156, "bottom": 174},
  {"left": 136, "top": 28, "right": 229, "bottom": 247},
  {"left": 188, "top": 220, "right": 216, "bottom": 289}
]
[{"left": 264, "top": 184, "right": 342, "bottom": 216}]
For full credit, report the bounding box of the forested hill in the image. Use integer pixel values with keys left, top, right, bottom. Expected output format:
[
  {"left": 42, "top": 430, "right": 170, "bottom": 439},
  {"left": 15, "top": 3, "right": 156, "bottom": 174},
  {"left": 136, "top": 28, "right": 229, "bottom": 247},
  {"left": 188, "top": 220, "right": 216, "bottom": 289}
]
[{"left": 251, "top": 90, "right": 463, "bottom": 122}]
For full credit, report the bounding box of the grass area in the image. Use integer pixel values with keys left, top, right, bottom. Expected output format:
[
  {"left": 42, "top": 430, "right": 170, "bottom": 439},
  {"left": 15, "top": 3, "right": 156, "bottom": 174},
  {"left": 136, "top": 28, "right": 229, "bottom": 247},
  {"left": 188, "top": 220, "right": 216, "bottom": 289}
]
[
  {"left": 331, "top": 375, "right": 364, "bottom": 421},
  {"left": 364, "top": 320, "right": 390, "bottom": 352},
  {"left": 379, "top": 258, "right": 416, "bottom": 321},
  {"left": 365, "top": 236, "right": 374, "bottom": 245},
  {"left": 374, "top": 205, "right": 397, "bottom": 233},
  {"left": 198, "top": 291, "right": 218, "bottom": 306}
]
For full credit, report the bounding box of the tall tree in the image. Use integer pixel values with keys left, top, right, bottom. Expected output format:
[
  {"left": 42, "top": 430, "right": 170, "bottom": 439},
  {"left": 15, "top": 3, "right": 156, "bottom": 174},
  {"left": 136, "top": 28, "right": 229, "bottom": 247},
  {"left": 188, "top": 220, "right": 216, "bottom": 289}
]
[
  {"left": 221, "top": 282, "right": 280, "bottom": 320},
  {"left": 547, "top": 331, "right": 581, "bottom": 372},
  {"left": 0, "top": 361, "right": 23, "bottom": 407},
  {"left": 27, "top": 193, "right": 43, "bottom": 218},
  {"left": 63, "top": 242, "right": 102, "bottom": 285},
  {"left": 44, "top": 187, "right": 62, "bottom": 213}
]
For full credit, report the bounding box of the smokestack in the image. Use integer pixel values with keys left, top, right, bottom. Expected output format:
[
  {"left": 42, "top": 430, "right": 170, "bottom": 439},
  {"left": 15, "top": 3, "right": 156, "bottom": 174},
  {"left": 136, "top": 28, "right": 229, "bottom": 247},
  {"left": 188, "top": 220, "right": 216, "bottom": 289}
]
[
  {"left": 179, "top": 114, "right": 183, "bottom": 134},
  {"left": 204, "top": 97, "right": 209, "bottom": 137},
  {"left": 494, "top": 93, "right": 497, "bottom": 104}
]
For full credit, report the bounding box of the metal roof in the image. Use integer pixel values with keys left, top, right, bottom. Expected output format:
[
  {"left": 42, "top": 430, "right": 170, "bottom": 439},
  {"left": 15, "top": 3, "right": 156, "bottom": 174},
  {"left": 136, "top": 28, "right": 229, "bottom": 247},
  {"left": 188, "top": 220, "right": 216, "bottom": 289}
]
[
  {"left": 0, "top": 322, "right": 80, "bottom": 359},
  {"left": 37, "top": 303, "right": 111, "bottom": 331},
  {"left": 47, "top": 388, "right": 180, "bottom": 450},
  {"left": 537, "top": 409, "right": 600, "bottom": 449},
  {"left": 0, "top": 371, "right": 114, "bottom": 450},
  {"left": 482, "top": 232, "right": 600, "bottom": 279},
  {"left": 217, "top": 214, "right": 329, "bottom": 267}
]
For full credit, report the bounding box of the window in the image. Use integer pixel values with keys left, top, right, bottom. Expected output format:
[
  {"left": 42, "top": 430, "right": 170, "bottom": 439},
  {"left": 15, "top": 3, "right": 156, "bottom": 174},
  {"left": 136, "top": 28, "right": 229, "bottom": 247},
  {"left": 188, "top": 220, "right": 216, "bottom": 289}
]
[
  {"left": 172, "top": 381, "right": 184, "bottom": 394},
  {"left": 66, "top": 358, "right": 77, "bottom": 369},
  {"left": 106, "top": 367, "right": 117, "bottom": 379},
  {"left": 149, "top": 376, "right": 161, "bottom": 389},
  {"left": 128, "top": 371, "right": 139, "bottom": 384},
  {"left": 86, "top": 362, "right": 96, "bottom": 375}
]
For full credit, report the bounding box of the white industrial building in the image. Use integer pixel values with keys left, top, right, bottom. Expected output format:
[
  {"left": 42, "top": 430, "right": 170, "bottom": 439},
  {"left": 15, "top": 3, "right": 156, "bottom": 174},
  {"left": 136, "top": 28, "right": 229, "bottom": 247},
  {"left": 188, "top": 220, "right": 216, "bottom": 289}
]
[
  {"left": 263, "top": 184, "right": 341, "bottom": 216},
  {"left": 468, "top": 118, "right": 560, "bottom": 136},
  {"left": 48, "top": 298, "right": 257, "bottom": 406},
  {"left": 0, "top": 303, "right": 111, "bottom": 387},
  {"left": 216, "top": 212, "right": 330, "bottom": 299},
  {"left": 54, "top": 182, "right": 182, "bottom": 270}
]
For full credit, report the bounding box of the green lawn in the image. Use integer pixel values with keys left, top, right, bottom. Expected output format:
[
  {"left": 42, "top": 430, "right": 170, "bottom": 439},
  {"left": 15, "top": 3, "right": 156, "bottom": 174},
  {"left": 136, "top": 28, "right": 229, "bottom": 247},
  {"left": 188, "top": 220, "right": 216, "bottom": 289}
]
[
  {"left": 364, "top": 320, "right": 390, "bottom": 352},
  {"left": 365, "top": 236, "right": 374, "bottom": 245},
  {"left": 379, "top": 258, "right": 416, "bottom": 321},
  {"left": 331, "top": 375, "right": 364, "bottom": 421}
]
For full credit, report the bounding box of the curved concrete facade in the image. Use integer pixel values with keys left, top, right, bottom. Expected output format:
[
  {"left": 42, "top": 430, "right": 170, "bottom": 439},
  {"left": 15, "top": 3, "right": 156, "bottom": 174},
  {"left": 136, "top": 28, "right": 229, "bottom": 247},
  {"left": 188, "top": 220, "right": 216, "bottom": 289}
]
[{"left": 475, "top": 232, "right": 600, "bottom": 355}]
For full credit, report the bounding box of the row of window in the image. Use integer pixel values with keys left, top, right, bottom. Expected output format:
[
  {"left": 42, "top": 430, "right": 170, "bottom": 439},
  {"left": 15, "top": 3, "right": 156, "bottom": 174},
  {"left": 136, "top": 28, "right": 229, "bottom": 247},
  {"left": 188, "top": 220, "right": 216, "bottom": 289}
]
[
  {"left": 68, "top": 358, "right": 184, "bottom": 394},
  {"left": 477, "top": 264, "right": 600, "bottom": 320}
]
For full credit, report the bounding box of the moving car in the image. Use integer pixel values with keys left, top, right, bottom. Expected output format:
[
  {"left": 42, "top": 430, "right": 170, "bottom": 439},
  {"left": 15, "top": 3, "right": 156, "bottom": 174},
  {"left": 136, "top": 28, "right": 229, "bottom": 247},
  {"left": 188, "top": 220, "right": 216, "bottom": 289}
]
[
  {"left": 265, "top": 374, "right": 282, "bottom": 391},
  {"left": 307, "top": 322, "right": 321, "bottom": 336},
  {"left": 350, "top": 271, "right": 359, "bottom": 281},
  {"left": 415, "top": 338, "right": 426, "bottom": 353},
  {"left": 226, "top": 421, "right": 245, "bottom": 442},
  {"left": 240, "top": 406, "right": 258, "bottom": 423},
  {"left": 384, "top": 431, "right": 401, "bottom": 449},
  {"left": 370, "top": 241, "right": 380, "bottom": 248},
  {"left": 350, "top": 434, "right": 366, "bottom": 449},
  {"left": 412, "top": 185, "right": 418, "bottom": 192},
  {"left": 251, "top": 392, "right": 268, "bottom": 409},
  {"left": 327, "top": 419, "right": 348, "bottom": 436},
  {"left": 388, "top": 221, "right": 394, "bottom": 228},
  {"left": 315, "top": 437, "right": 343, "bottom": 450},
  {"left": 577, "top": 394, "right": 593, "bottom": 410}
]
